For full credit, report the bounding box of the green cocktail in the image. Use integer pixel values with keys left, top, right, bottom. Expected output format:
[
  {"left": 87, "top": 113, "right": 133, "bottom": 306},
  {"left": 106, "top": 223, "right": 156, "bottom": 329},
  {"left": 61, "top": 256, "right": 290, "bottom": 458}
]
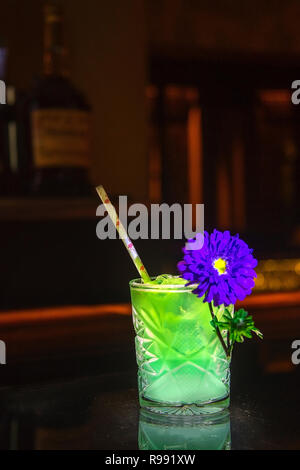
[{"left": 130, "top": 275, "right": 232, "bottom": 415}]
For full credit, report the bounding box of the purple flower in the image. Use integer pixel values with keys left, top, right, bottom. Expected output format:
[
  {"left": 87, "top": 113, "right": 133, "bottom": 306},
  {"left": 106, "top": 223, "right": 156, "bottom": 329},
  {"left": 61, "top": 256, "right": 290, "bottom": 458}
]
[{"left": 177, "top": 230, "right": 257, "bottom": 306}]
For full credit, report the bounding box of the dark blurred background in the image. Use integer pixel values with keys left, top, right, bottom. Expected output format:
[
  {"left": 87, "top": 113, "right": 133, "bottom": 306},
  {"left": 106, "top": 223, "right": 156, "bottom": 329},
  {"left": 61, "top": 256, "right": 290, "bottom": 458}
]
[
  {"left": 0, "top": 0, "right": 300, "bottom": 310},
  {"left": 0, "top": 0, "right": 299, "bottom": 450}
]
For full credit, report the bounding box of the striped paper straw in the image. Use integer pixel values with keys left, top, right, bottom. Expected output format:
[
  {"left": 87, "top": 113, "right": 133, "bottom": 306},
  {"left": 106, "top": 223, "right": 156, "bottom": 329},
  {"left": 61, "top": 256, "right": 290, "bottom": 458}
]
[{"left": 96, "top": 185, "right": 151, "bottom": 283}]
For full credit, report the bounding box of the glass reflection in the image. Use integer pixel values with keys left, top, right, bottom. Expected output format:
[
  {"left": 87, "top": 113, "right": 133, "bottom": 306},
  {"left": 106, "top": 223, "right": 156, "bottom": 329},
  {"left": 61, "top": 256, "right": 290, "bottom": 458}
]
[{"left": 139, "top": 409, "right": 231, "bottom": 450}]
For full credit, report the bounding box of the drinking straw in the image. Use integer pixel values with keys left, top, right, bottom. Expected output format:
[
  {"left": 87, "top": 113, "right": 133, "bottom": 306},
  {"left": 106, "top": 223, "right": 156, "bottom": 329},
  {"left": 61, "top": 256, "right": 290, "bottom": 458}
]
[{"left": 96, "top": 185, "right": 151, "bottom": 283}]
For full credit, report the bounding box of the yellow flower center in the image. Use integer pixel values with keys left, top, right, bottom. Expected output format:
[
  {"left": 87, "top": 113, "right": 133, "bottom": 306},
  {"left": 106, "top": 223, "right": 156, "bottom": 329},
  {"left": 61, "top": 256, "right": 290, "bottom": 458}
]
[{"left": 213, "top": 258, "right": 227, "bottom": 275}]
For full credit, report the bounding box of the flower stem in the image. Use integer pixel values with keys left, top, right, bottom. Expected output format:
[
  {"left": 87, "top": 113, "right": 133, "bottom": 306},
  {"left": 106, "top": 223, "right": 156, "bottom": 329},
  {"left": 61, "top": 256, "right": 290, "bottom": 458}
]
[
  {"left": 227, "top": 331, "right": 230, "bottom": 351},
  {"left": 209, "top": 302, "right": 230, "bottom": 358}
]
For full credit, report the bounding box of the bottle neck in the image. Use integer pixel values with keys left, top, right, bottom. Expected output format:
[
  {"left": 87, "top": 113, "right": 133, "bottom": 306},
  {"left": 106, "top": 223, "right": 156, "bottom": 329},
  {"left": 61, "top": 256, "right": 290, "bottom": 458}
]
[
  {"left": 43, "top": 4, "right": 68, "bottom": 77},
  {"left": 0, "top": 47, "right": 7, "bottom": 80}
]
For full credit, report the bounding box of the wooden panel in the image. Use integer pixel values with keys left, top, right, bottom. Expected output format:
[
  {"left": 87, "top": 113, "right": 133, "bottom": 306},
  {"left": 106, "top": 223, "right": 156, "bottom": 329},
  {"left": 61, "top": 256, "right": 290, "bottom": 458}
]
[
  {"left": 0, "top": 198, "right": 97, "bottom": 220},
  {"left": 0, "top": 304, "right": 133, "bottom": 362},
  {"left": 0, "top": 296, "right": 299, "bottom": 377},
  {"left": 0, "top": 291, "right": 299, "bottom": 361}
]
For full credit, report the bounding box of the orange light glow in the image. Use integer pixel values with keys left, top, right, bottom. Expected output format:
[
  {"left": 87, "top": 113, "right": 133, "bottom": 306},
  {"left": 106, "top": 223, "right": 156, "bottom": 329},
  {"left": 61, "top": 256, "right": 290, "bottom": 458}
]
[
  {"left": 232, "top": 136, "right": 246, "bottom": 231},
  {"left": 187, "top": 106, "right": 203, "bottom": 209},
  {"left": 259, "top": 89, "right": 291, "bottom": 106},
  {"left": 217, "top": 162, "right": 231, "bottom": 229},
  {"left": 0, "top": 303, "right": 131, "bottom": 327}
]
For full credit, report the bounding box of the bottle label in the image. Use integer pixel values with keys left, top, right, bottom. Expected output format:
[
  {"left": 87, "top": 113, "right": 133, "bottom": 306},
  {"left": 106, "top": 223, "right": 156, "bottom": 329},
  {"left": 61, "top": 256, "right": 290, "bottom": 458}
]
[{"left": 32, "top": 109, "right": 90, "bottom": 168}]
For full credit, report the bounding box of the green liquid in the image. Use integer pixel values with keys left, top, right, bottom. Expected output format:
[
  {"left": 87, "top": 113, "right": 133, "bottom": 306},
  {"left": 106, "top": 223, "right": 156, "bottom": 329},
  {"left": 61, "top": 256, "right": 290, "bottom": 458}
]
[{"left": 130, "top": 275, "right": 231, "bottom": 410}]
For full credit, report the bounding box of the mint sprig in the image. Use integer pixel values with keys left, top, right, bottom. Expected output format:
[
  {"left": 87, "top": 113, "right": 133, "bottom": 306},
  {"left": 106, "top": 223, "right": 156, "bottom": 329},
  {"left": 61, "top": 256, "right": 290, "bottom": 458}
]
[{"left": 210, "top": 308, "right": 263, "bottom": 354}]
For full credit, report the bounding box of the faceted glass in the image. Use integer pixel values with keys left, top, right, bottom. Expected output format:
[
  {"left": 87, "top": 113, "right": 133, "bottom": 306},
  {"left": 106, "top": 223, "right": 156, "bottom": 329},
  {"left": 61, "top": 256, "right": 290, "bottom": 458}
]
[{"left": 130, "top": 278, "right": 232, "bottom": 415}]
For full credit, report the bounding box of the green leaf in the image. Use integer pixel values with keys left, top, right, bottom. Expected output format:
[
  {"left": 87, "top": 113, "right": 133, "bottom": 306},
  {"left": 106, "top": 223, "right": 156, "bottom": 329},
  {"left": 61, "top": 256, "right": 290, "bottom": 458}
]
[
  {"left": 211, "top": 308, "right": 263, "bottom": 348},
  {"left": 252, "top": 327, "right": 263, "bottom": 339}
]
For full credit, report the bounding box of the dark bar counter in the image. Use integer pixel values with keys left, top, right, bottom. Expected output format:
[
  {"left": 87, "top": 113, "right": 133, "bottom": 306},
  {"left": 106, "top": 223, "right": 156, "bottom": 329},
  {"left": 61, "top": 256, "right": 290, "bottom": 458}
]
[{"left": 0, "top": 298, "right": 299, "bottom": 450}]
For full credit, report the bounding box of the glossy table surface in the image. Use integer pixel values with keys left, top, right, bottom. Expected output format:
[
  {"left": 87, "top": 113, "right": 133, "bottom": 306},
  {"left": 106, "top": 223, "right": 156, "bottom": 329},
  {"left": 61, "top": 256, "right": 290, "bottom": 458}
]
[
  {"left": 0, "top": 300, "right": 299, "bottom": 450},
  {"left": 0, "top": 353, "right": 299, "bottom": 450}
]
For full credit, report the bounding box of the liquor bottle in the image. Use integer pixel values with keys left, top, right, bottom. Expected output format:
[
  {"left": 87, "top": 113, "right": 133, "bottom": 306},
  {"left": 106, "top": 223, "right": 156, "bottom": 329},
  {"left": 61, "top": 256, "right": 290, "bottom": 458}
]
[
  {"left": 22, "top": 2, "right": 91, "bottom": 196},
  {"left": 0, "top": 45, "right": 8, "bottom": 194},
  {"left": 0, "top": 44, "right": 19, "bottom": 196}
]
